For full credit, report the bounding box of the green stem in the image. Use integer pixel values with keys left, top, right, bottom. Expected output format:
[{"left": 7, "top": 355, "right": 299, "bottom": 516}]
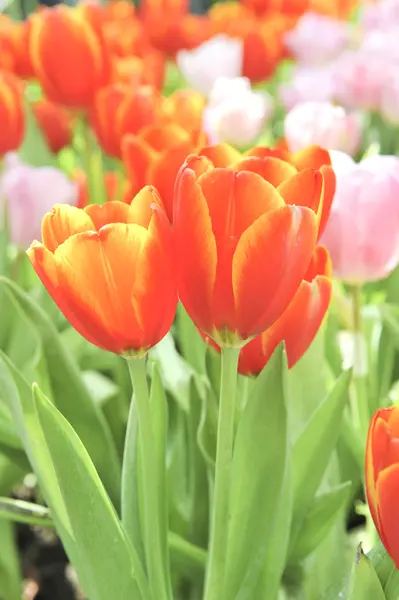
[
  {"left": 81, "top": 118, "right": 107, "bottom": 205},
  {"left": 0, "top": 497, "right": 54, "bottom": 528},
  {"left": 204, "top": 346, "right": 240, "bottom": 600},
  {"left": 125, "top": 357, "right": 170, "bottom": 600},
  {"left": 168, "top": 532, "right": 207, "bottom": 572},
  {"left": 350, "top": 285, "right": 370, "bottom": 450}
]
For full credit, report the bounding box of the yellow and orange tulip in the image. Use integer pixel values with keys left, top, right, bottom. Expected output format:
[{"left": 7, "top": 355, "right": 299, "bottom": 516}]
[{"left": 27, "top": 188, "right": 177, "bottom": 355}]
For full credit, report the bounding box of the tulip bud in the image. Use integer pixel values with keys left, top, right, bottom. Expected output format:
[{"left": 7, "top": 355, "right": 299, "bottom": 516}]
[
  {"left": 284, "top": 11, "right": 351, "bottom": 65},
  {"left": 0, "top": 154, "right": 79, "bottom": 248},
  {"left": 321, "top": 152, "right": 399, "bottom": 283},
  {"left": 284, "top": 101, "right": 362, "bottom": 156},
  {"left": 90, "top": 84, "right": 159, "bottom": 158},
  {"left": 29, "top": 6, "right": 111, "bottom": 109},
  {"left": 202, "top": 77, "right": 273, "bottom": 148},
  {"left": 176, "top": 35, "right": 243, "bottom": 96},
  {"left": 32, "top": 99, "right": 73, "bottom": 154},
  {"left": 0, "top": 72, "right": 25, "bottom": 157},
  {"left": 366, "top": 406, "right": 399, "bottom": 569}
]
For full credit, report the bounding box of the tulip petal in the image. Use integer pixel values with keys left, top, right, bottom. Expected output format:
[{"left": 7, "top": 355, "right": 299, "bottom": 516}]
[
  {"left": 84, "top": 201, "right": 131, "bottom": 230},
  {"left": 148, "top": 141, "right": 193, "bottom": 221},
  {"left": 128, "top": 185, "right": 164, "bottom": 228},
  {"left": 198, "top": 143, "right": 241, "bottom": 167},
  {"left": 277, "top": 168, "right": 323, "bottom": 215},
  {"left": 140, "top": 123, "right": 190, "bottom": 151},
  {"left": 174, "top": 169, "right": 217, "bottom": 334},
  {"left": 53, "top": 225, "right": 149, "bottom": 351},
  {"left": 318, "top": 165, "right": 336, "bottom": 239},
  {"left": 233, "top": 205, "right": 317, "bottom": 338},
  {"left": 376, "top": 463, "right": 399, "bottom": 568},
  {"left": 245, "top": 146, "right": 290, "bottom": 161},
  {"left": 122, "top": 134, "right": 156, "bottom": 191},
  {"left": 292, "top": 145, "right": 332, "bottom": 170},
  {"left": 27, "top": 240, "right": 120, "bottom": 351},
  {"left": 199, "top": 168, "right": 284, "bottom": 244},
  {"left": 42, "top": 204, "right": 95, "bottom": 252},
  {"left": 232, "top": 156, "right": 297, "bottom": 187}
]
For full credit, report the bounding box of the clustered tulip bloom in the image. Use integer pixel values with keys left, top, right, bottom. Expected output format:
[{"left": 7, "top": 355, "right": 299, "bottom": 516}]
[
  {"left": 32, "top": 99, "right": 73, "bottom": 154},
  {"left": 0, "top": 71, "right": 25, "bottom": 156},
  {"left": 29, "top": 6, "right": 111, "bottom": 109},
  {"left": 366, "top": 406, "right": 399, "bottom": 569},
  {"left": 174, "top": 147, "right": 334, "bottom": 347},
  {"left": 321, "top": 152, "right": 399, "bottom": 283},
  {"left": 27, "top": 188, "right": 177, "bottom": 356},
  {"left": 1, "top": 154, "right": 79, "bottom": 249}
]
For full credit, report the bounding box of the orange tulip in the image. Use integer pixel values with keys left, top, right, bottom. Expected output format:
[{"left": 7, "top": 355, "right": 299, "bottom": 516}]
[
  {"left": 174, "top": 153, "right": 320, "bottom": 346},
  {"left": 366, "top": 406, "right": 399, "bottom": 569},
  {"left": 241, "top": 0, "right": 308, "bottom": 16},
  {"left": 0, "top": 71, "right": 25, "bottom": 157},
  {"left": 159, "top": 89, "right": 205, "bottom": 136},
  {"left": 27, "top": 188, "right": 177, "bottom": 355},
  {"left": 33, "top": 99, "right": 73, "bottom": 154},
  {"left": 122, "top": 123, "right": 205, "bottom": 221},
  {"left": 105, "top": 0, "right": 137, "bottom": 21},
  {"left": 196, "top": 143, "right": 335, "bottom": 241},
  {"left": 75, "top": 170, "right": 133, "bottom": 208},
  {"left": 29, "top": 6, "right": 111, "bottom": 109},
  {"left": 237, "top": 245, "right": 331, "bottom": 372},
  {"left": 90, "top": 84, "right": 159, "bottom": 158},
  {"left": 245, "top": 144, "right": 336, "bottom": 238},
  {"left": 112, "top": 53, "right": 165, "bottom": 91}
]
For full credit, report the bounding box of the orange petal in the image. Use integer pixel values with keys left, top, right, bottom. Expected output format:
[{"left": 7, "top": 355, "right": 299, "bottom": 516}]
[
  {"left": 318, "top": 165, "right": 336, "bottom": 239},
  {"left": 27, "top": 240, "right": 120, "bottom": 351},
  {"left": 245, "top": 146, "right": 291, "bottom": 161},
  {"left": 292, "top": 145, "right": 332, "bottom": 170},
  {"left": 148, "top": 141, "right": 193, "bottom": 222},
  {"left": 277, "top": 168, "right": 323, "bottom": 216},
  {"left": 128, "top": 185, "right": 165, "bottom": 228},
  {"left": 121, "top": 134, "right": 157, "bottom": 191},
  {"left": 42, "top": 204, "right": 95, "bottom": 252},
  {"left": 233, "top": 205, "right": 317, "bottom": 339},
  {"left": 376, "top": 463, "right": 399, "bottom": 568},
  {"left": 232, "top": 156, "right": 297, "bottom": 187},
  {"left": 139, "top": 122, "right": 190, "bottom": 151},
  {"left": 197, "top": 143, "right": 241, "bottom": 167},
  {"left": 84, "top": 201, "right": 131, "bottom": 230},
  {"left": 174, "top": 168, "right": 217, "bottom": 334}
]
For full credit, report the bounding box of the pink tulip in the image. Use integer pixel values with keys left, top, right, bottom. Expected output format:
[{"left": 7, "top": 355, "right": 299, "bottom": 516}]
[
  {"left": 284, "top": 11, "right": 351, "bottom": 65},
  {"left": 332, "top": 50, "right": 387, "bottom": 111},
  {"left": 278, "top": 65, "right": 336, "bottom": 110},
  {"left": 202, "top": 76, "right": 273, "bottom": 147},
  {"left": 0, "top": 153, "right": 79, "bottom": 248},
  {"left": 321, "top": 152, "right": 399, "bottom": 283},
  {"left": 360, "top": 0, "right": 399, "bottom": 33},
  {"left": 284, "top": 101, "right": 362, "bottom": 155}
]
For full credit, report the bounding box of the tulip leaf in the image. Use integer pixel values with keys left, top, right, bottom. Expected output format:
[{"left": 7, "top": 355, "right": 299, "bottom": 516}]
[
  {"left": 19, "top": 101, "right": 57, "bottom": 168},
  {"left": 254, "top": 457, "right": 293, "bottom": 600},
  {"left": 290, "top": 369, "right": 352, "bottom": 545},
  {"left": 223, "top": 345, "right": 288, "bottom": 600},
  {"left": 0, "top": 519, "right": 21, "bottom": 600},
  {"left": 289, "top": 481, "right": 352, "bottom": 563},
  {"left": 149, "top": 333, "right": 192, "bottom": 412},
  {"left": 175, "top": 303, "right": 207, "bottom": 375},
  {"left": 0, "top": 277, "right": 122, "bottom": 507},
  {"left": 346, "top": 546, "right": 386, "bottom": 600}
]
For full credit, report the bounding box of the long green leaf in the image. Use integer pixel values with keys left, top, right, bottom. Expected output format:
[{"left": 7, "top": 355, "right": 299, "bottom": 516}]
[
  {"left": 33, "top": 385, "right": 149, "bottom": 600},
  {"left": 223, "top": 346, "right": 288, "bottom": 600},
  {"left": 289, "top": 482, "right": 351, "bottom": 563},
  {"left": 0, "top": 277, "right": 121, "bottom": 507},
  {"left": 290, "top": 370, "right": 351, "bottom": 543}
]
